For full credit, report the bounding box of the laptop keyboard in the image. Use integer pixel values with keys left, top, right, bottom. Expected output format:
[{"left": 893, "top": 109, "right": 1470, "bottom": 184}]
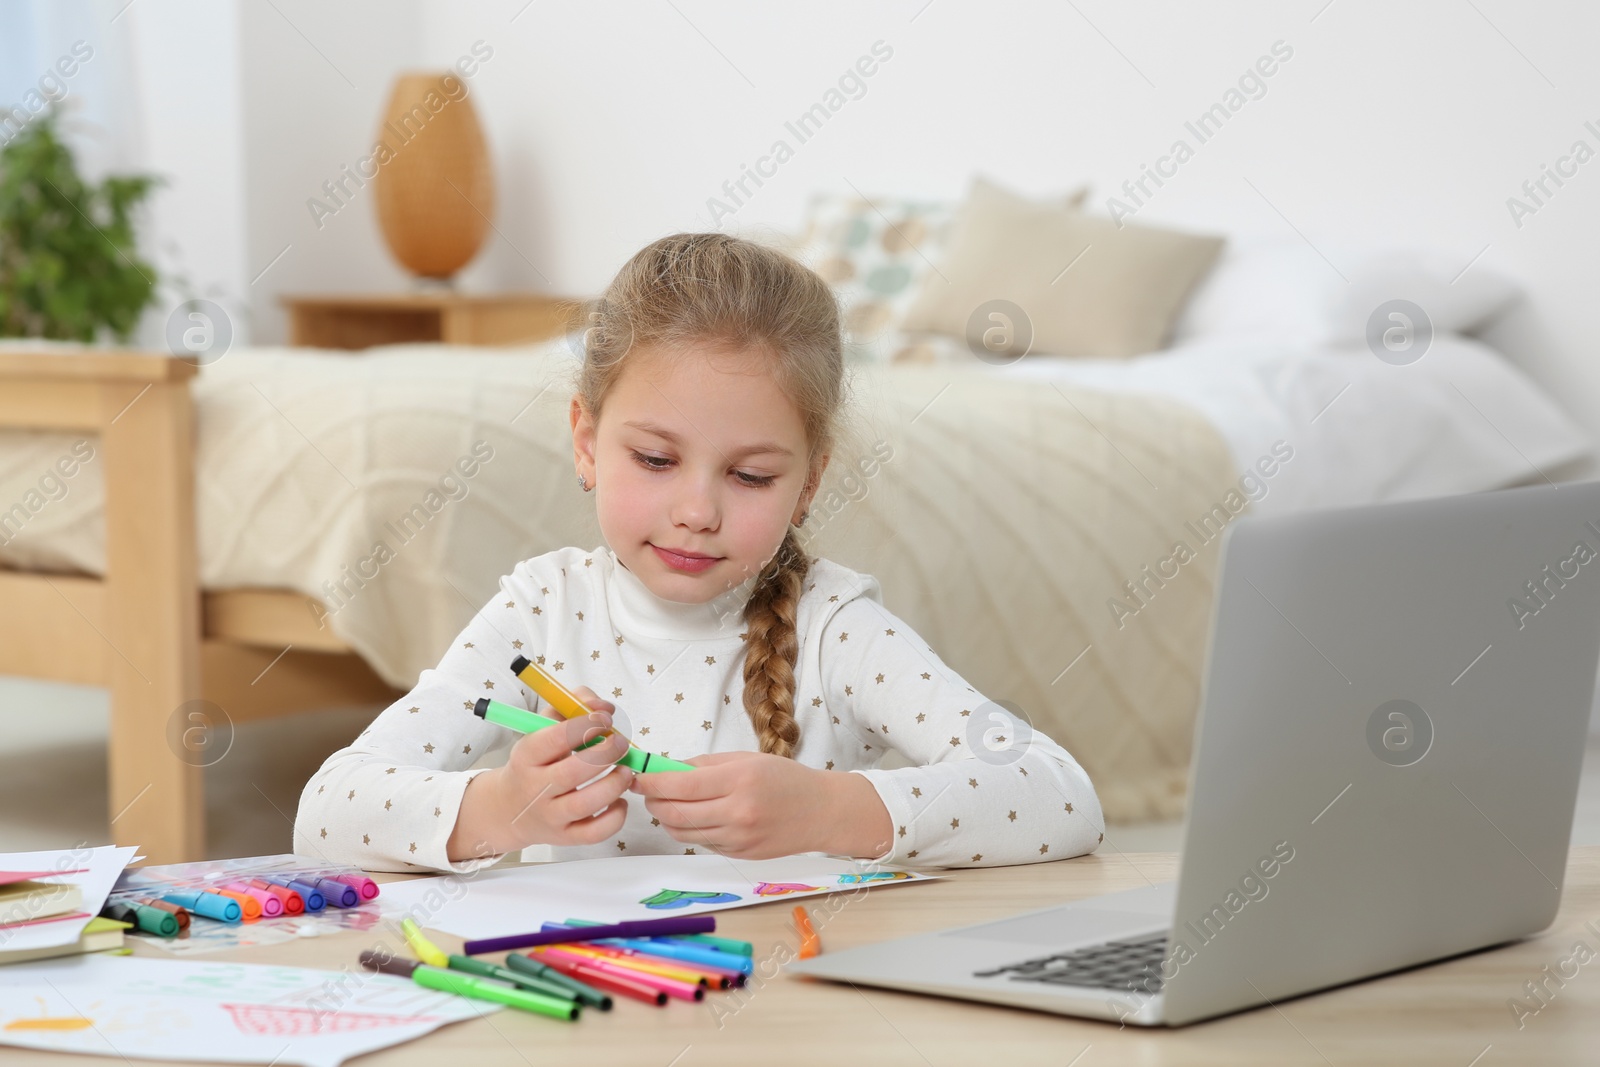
[{"left": 972, "top": 932, "right": 1169, "bottom": 993}]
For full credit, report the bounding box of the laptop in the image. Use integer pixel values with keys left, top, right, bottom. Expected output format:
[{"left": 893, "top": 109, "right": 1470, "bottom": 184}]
[{"left": 790, "top": 480, "right": 1600, "bottom": 1026}]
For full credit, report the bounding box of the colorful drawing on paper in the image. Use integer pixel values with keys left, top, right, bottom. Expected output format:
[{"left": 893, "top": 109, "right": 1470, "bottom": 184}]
[
  {"left": 752, "top": 882, "right": 822, "bottom": 896},
  {"left": 221, "top": 1003, "right": 436, "bottom": 1036},
  {"left": 5, "top": 1015, "right": 94, "bottom": 1032},
  {"left": 639, "top": 889, "right": 742, "bottom": 910},
  {"left": 837, "top": 871, "right": 912, "bottom": 884}
]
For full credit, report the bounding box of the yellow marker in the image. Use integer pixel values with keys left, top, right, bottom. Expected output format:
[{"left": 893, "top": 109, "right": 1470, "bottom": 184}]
[
  {"left": 401, "top": 917, "right": 450, "bottom": 968},
  {"left": 511, "top": 655, "right": 595, "bottom": 720}
]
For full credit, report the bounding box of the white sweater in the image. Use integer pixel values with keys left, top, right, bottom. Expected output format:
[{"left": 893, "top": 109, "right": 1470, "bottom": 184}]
[{"left": 293, "top": 545, "right": 1105, "bottom": 873}]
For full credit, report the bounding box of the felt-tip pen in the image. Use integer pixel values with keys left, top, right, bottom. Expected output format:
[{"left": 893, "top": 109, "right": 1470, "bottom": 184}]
[
  {"left": 359, "top": 951, "right": 579, "bottom": 1021},
  {"left": 474, "top": 697, "right": 695, "bottom": 773}
]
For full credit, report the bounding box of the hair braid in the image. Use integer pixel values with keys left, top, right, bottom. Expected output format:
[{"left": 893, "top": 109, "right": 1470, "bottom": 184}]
[{"left": 739, "top": 529, "right": 811, "bottom": 758}]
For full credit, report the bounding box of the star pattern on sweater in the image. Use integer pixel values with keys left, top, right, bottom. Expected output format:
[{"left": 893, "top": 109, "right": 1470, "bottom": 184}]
[{"left": 308, "top": 549, "right": 1098, "bottom": 873}]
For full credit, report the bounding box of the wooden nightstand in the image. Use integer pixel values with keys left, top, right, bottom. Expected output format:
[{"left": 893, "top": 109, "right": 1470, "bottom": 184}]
[{"left": 281, "top": 292, "right": 582, "bottom": 350}]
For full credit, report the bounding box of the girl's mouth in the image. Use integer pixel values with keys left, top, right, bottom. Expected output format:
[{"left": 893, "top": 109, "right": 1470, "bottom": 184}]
[{"left": 651, "top": 544, "right": 722, "bottom": 573}]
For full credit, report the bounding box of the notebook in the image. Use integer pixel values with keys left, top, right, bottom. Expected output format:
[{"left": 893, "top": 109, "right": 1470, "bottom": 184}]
[
  {"left": 0, "top": 878, "right": 85, "bottom": 928},
  {"left": 0, "top": 916, "right": 128, "bottom": 965}
]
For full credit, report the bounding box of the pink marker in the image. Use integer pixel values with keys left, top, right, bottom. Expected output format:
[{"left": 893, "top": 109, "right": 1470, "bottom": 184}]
[
  {"left": 331, "top": 873, "right": 379, "bottom": 900},
  {"left": 223, "top": 881, "right": 281, "bottom": 918}
]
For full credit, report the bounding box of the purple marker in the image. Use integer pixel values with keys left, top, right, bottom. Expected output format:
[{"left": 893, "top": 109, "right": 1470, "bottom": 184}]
[
  {"left": 463, "top": 914, "right": 717, "bottom": 956},
  {"left": 314, "top": 877, "right": 359, "bottom": 908}
]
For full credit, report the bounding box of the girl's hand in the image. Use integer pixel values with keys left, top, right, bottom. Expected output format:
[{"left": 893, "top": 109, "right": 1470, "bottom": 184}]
[
  {"left": 627, "top": 751, "right": 844, "bottom": 859},
  {"left": 447, "top": 688, "right": 634, "bottom": 860}
]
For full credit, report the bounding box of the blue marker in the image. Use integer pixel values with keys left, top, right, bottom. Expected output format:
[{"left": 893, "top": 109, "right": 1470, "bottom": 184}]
[
  {"left": 161, "top": 890, "right": 241, "bottom": 923},
  {"left": 262, "top": 876, "right": 326, "bottom": 912}
]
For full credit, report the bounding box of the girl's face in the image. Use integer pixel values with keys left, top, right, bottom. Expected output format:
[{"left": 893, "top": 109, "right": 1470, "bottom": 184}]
[{"left": 570, "top": 343, "right": 827, "bottom": 605}]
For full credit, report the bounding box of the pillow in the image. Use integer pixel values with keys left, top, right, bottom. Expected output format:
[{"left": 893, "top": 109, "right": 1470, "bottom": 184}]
[
  {"left": 1171, "top": 237, "right": 1524, "bottom": 346},
  {"left": 902, "top": 176, "right": 1225, "bottom": 360},
  {"left": 794, "top": 184, "right": 1088, "bottom": 365}
]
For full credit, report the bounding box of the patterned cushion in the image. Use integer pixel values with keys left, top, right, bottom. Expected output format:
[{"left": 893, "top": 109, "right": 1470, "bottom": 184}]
[{"left": 795, "top": 184, "right": 1089, "bottom": 365}]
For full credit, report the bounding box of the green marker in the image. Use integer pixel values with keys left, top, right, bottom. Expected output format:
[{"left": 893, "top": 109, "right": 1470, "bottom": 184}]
[
  {"left": 473, "top": 698, "right": 696, "bottom": 772},
  {"left": 446, "top": 953, "right": 601, "bottom": 1008},
  {"left": 102, "top": 902, "right": 179, "bottom": 938},
  {"left": 505, "top": 952, "right": 615, "bottom": 1010},
  {"left": 360, "top": 951, "right": 579, "bottom": 1021}
]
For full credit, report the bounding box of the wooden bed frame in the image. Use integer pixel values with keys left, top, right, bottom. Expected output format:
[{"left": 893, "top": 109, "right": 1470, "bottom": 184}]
[{"left": 0, "top": 350, "right": 401, "bottom": 864}]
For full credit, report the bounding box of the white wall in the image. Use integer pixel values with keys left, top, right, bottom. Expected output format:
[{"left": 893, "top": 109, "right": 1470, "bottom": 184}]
[{"left": 44, "top": 0, "right": 1600, "bottom": 444}]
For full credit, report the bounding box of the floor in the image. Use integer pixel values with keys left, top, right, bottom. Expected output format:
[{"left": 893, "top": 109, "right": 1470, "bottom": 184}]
[{"left": 2, "top": 675, "right": 1599, "bottom": 859}]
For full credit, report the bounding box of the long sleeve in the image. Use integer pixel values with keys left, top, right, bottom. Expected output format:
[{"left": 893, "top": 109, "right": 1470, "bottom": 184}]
[
  {"left": 292, "top": 564, "right": 544, "bottom": 874},
  {"left": 819, "top": 595, "right": 1105, "bottom": 868}
]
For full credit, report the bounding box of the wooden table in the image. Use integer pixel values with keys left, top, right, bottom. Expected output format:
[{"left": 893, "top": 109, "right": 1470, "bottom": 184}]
[
  {"left": 68, "top": 847, "right": 1600, "bottom": 1065},
  {"left": 281, "top": 293, "right": 581, "bottom": 349}
]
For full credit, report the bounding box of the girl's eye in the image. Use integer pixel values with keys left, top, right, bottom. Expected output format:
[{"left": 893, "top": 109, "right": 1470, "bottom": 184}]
[
  {"left": 631, "top": 451, "right": 673, "bottom": 471},
  {"left": 630, "top": 451, "right": 776, "bottom": 488}
]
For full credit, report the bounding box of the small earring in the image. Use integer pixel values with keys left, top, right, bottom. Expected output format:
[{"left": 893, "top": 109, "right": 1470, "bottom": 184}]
[
  {"left": 796, "top": 510, "right": 809, "bottom": 527},
  {"left": 578, "top": 474, "right": 591, "bottom": 492}
]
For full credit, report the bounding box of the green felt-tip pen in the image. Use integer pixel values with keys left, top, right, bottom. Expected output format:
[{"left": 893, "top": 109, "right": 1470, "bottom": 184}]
[
  {"left": 360, "top": 951, "right": 578, "bottom": 1021},
  {"left": 504, "top": 952, "right": 615, "bottom": 1010},
  {"left": 474, "top": 698, "right": 695, "bottom": 772},
  {"left": 446, "top": 954, "right": 594, "bottom": 1007}
]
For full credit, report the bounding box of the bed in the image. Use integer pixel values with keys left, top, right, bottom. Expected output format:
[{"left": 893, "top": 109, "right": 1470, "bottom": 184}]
[{"left": 0, "top": 327, "right": 1587, "bottom": 863}]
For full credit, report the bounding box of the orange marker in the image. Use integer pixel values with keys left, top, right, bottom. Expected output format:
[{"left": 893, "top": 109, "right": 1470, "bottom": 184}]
[
  {"left": 212, "top": 887, "right": 262, "bottom": 921},
  {"left": 794, "top": 905, "right": 820, "bottom": 958}
]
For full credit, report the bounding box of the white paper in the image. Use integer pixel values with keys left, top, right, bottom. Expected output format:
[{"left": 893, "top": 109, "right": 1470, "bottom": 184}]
[
  {"left": 377, "top": 853, "right": 937, "bottom": 941},
  {"left": 0, "top": 955, "right": 494, "bottom": 1067},
  {"left": 0, "top": 845, "right": 139, "bottom": 953}
]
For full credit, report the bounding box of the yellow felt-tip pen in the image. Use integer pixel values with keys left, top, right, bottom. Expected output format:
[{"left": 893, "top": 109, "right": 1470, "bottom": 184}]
[{"left": 401, "top": 917, "right": 450, "bottom": 968}]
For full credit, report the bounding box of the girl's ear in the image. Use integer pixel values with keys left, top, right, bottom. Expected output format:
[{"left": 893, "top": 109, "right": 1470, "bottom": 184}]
[
  {"left": 570, "top": 396, "right": 598, "bottom": 485},
  {"left": 793, "top": 451, "right": 830, "bottom": 523}
]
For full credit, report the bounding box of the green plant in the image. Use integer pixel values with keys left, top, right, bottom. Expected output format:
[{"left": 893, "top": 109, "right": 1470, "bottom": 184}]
[{"left": 0, "top": 108, "right": 160, "bottom": 342}]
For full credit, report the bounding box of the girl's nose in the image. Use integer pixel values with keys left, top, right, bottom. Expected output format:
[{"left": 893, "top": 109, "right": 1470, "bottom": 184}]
[{"left": 672, "top": 476, "right": 720, "bottom": 531}]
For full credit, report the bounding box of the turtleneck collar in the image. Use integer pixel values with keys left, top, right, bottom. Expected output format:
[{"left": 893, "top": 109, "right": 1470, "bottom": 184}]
[{"left": 603, "top": 547, "right": 759, "bottom": 642}]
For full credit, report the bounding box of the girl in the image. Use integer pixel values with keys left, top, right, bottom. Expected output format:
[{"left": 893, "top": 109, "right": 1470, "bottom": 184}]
[{"left": 294, "top": 232, "right": 1104, "bottom": 873}]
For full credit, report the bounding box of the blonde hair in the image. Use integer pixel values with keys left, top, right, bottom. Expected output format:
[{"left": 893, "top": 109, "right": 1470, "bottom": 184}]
[{"left": 576, "top": 232, "right": 845, "bottom": 758}]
